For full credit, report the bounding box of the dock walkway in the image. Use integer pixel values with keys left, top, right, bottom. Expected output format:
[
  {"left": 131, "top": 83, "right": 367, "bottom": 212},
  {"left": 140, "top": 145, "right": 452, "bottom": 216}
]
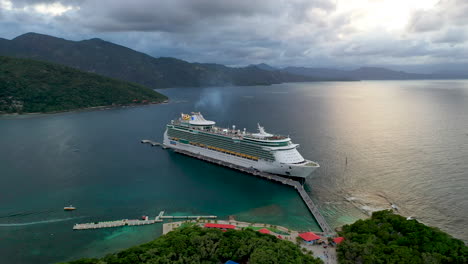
[
  {"left": 73, "top": 210, "right": 216, "bottom": 230},
  {"left": 160, "top": 215, "right": 217, "bottom": 219},
  {"left": 172, "top": 149, "right": 334, "bottom": 235},
  {"left": 73, "top": 218, "right": 162, "bottom": 230}
]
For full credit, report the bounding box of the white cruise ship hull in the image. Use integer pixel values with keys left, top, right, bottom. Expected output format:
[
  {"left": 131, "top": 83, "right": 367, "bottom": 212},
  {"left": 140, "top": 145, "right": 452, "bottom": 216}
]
[{"left": 163, "top": 130, "right": 318, "bottom": 178}]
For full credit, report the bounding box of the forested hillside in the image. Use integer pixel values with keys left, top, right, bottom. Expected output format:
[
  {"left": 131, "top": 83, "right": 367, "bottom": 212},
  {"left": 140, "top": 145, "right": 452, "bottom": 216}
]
[
  {"left": 337, "top": 210, "right": 468, "bottom": 263},
  {"left": 0, "top": 56, "right": 167, "bottom": 114},
  {"left": 63, "top": 226, "right": 322, "bottom": 264}
]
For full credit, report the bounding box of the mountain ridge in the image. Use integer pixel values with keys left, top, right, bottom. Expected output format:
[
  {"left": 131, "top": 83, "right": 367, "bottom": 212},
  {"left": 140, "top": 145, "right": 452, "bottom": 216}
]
[
  {"left": 0, "top": 32, "right": 332, "bottom": 88},
  {"left": 3, "top": 33, "right": 465, "bottom": 86},
  {"left": 266, "top": 64, "right": 468, "bottom": 80}
]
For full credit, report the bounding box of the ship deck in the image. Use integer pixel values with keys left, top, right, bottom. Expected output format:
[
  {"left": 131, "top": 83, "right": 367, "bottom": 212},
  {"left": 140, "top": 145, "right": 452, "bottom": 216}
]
[{"left": 171, "top": 122, "right": 289, "bottom": 141}]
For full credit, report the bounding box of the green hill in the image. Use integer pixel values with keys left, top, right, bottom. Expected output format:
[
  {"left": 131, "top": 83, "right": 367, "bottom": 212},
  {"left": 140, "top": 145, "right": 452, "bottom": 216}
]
[
  {"left": 337, "top": 210, "right": 468, "bottom": 264},
  {"left": 0, "top": 56, "right": 167, "bottom": 114},
  {"left": 0, "top": 32, "right": 337, "bottom": 88},
  {"left": 63, "top": 226, "right": 322, "bottom": 264}
]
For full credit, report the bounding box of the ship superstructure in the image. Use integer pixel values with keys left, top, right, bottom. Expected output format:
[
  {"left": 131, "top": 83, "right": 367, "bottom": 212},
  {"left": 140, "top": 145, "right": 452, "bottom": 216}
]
[{"left": 163, "top": 112, "right": 319, "bottom": 178}]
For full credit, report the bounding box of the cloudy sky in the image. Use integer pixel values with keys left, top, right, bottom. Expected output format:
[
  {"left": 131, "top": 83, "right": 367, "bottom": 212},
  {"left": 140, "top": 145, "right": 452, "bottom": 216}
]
[{"left": 1, "top": 0, "right": 467, "bottom": 72}]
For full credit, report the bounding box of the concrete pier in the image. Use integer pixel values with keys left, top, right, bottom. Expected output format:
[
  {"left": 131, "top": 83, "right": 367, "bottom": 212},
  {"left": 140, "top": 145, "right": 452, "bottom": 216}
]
[
  {"left": 172, "top": 148, "right": 334, "bottom": 235},
  {"left": 160, "top": 215, "right": 217, "bottom": 219},
  {"left": 73, "top": 211, "right": 217, "bottom": 230},
  {"left": 73, "top": 218, "right": 162, "bottom": 230}
]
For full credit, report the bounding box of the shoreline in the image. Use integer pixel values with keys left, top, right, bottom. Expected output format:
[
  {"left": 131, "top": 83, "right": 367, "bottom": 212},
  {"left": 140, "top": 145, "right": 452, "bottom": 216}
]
[
  {"left": 163, "top": 219, "right": 338, "bottom": 263},
  {"left": 0, "top": 100, "right": 169, "bottom": 118},
  {"left": 162, "top": 219, "right": 329, "bottom": 236}
]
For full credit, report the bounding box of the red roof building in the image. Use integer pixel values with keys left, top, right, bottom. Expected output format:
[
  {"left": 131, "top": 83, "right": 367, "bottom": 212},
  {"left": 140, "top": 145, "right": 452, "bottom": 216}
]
[
  {"left": 258, "top": 228, "right": 270, "bottom": 234},
  {"left": 333, "top": 237, "right": 345, "bottom": 244},
  {"left": 204, "top": 223, "right": 236, "bottom": 229},
  {"left": 277, "top": 235, "right": 283, "bottom": 239},
  {"left": 299, "top": 232, "right": 321, "bottom": 241}
]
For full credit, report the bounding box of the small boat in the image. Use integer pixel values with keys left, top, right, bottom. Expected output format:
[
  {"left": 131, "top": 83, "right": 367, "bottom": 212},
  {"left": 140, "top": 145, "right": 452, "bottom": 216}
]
[{"left": 64, "top": 205, "right": 76, "bottom": 211}]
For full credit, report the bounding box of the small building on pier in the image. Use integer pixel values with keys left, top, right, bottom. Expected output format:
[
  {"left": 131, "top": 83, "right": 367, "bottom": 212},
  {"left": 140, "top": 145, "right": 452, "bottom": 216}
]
[
  {"left": 204, "top": 223, "right": 236, "bottom": 230},
  {"left": 299, "top": 232, "right": 321, "bottom": 244}
]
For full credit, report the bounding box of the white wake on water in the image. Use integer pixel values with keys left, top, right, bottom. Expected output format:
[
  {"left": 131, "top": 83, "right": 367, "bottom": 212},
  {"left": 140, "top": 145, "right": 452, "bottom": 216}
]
[
  {"left": 344, "top": 192, "right": 397, "bottom": 216},
  {"left": 0, "top": 216, "right": 86, "bottom": 227}
]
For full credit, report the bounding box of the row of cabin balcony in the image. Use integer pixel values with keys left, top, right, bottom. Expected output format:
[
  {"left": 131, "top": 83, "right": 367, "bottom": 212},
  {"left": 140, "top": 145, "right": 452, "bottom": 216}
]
[
  {"left": 168, "top": 131, "right": 275, "bottom": 159},
  {"left": 169, "top": 137, "right": 260, "bottom": 161}
]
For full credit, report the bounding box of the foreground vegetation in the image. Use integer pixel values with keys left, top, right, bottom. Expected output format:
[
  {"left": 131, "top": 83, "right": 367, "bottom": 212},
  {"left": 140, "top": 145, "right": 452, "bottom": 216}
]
[
  {"left": 0, "top": 56, "right": 167, "bottom": 114},
  {"left": 337, "top": 210, "right": 467, "bottom": 264},
  {"left": 64, "top": 226, "right": 322, "bottom": 264}
]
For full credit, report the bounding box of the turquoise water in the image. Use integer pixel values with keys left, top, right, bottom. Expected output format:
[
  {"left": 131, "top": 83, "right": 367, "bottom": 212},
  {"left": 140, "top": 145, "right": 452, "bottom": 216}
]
[{"left": 1, "top": 80, "right": 467, "bottom": 263}]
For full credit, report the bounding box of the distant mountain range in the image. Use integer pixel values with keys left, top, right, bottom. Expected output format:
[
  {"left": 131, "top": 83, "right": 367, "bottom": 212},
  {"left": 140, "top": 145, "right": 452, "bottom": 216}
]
[
  {"left": 0, "top": 33, "right": 339, "bottom": 89},
  {"left": 255, "top": 65, "right": 468, "bottom": 80},
  {"left": 1, "top": 33, "right": 466, "bottom": 90}
]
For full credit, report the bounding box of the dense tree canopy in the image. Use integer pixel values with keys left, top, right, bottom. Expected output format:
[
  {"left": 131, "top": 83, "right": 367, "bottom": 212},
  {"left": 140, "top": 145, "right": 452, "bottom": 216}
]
[
  {"left": 0, "top": 56, "right": 167, "bottom": 114},
  {"left": 337, "top": 210, "right": 468, "bottom": 264},
  {"left": 64, "top": 226, "right": 322, "bottom": 264}
]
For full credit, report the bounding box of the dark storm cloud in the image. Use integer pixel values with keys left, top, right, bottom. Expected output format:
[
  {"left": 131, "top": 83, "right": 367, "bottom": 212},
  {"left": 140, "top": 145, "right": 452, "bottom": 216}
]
[
  {"left": 432, "top": 28, "right": 468, "bottom": 44},
  {"left": 58, "top": 0, "right": 341, "bottom": 66},
  {"left": 408, "top": 0, "right": 468, "bottom": 33},
  {"left": 0, "top": 0, "right": 344, "bottom": 66},
  {"left": 75, "top": 0, "right": 280, "bottom": 32},
  {"left": 408, "top": 10, "right": 444, "bottom": 33},
  {"left": 1, "top": 0, "right": 467, "bottom": 71},
  {"left": 405, "top": 0, "right": 468, "bottom": 62}
]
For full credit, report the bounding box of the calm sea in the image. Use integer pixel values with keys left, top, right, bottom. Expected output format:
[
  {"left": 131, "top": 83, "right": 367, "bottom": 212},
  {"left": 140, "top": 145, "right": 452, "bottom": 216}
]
[{"left": 0, "top": 80, "right": 467, "bottom": 263}]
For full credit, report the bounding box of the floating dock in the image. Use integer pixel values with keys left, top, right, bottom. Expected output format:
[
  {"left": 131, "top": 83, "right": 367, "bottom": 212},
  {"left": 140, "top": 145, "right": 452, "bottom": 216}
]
[
  {"left": 73, "top": 211, "right": 217, "bottom": 230},
  {"left": 172, "top": 148, "right": 334, "bottom": 235}
]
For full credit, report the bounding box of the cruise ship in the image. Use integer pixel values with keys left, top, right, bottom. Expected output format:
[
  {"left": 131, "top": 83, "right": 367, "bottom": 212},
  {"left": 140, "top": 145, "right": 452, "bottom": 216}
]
[{"left": 163, "top": 112, "right": 319, "bottom": 179}]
